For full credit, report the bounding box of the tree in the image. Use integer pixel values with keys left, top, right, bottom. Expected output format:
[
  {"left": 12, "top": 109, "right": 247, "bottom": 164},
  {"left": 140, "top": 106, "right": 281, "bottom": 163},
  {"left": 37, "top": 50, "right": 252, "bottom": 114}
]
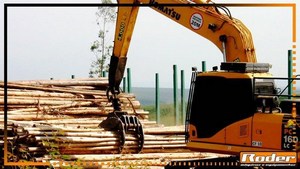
[{"left": 89, "top": 0, "right": 116, "bottom": 78}]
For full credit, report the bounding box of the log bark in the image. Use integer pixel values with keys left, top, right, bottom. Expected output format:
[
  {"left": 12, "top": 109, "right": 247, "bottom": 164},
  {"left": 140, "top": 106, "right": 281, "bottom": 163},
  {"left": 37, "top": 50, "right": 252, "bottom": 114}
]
[
  {"left": 1, "top": 82, "right": 107, "bottom": 96},
  {"left": 1, "top": 90, "right": 77, "bottom": 98},
  {"left": 1, "top": 98, "right": 89, "bottom": 105},
  {"left": 4, "top": 102, "right": 94, "bottom": 113},
  {"left": 11, "top": 78, "right": 108, "bottom": 86}
]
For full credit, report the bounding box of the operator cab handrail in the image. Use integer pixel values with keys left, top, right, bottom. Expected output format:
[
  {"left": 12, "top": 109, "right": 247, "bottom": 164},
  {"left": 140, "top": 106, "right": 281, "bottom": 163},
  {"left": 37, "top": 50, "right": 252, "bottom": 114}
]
[{"left": 253, "top": 76, "right": 300, "bottom": 114}]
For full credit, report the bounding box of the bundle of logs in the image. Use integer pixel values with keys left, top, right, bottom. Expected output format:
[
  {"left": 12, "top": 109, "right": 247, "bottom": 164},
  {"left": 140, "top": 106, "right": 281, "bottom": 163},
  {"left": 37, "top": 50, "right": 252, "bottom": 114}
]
[
  {"left": 0, "top": 78, "right": 148, "bottom": 120},
  {"left": 0, "top": 78, "right": 210, "bottom": 168}
]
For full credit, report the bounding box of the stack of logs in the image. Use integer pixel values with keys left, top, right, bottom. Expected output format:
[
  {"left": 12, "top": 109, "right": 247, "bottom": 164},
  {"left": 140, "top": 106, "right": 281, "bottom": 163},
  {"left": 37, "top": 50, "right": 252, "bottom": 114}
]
[{"left": 0, "top": 78, "right": 209, "bottom": 168}]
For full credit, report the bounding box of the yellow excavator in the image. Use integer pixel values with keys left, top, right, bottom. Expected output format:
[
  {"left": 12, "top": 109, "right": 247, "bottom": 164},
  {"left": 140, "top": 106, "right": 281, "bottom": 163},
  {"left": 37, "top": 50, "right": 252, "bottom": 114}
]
[{"left": 100, "top": 0, "right": 300, "bottom": 168}]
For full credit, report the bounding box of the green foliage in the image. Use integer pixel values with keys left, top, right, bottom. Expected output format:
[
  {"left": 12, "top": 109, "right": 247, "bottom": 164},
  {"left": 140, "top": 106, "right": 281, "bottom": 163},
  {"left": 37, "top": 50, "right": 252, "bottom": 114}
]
[
  {"left": 143, "top": 103, "right": 186, "bottom": 126},
  {"left": 18, "top": 166, "right": 38, "bottom": 169},
  {"left": 60, "top": 162, "right": 84, "bottom": 169},
  {"left": 109, "top": 160, "right": 151, "bottom": 169},
  {"left": 89, "top": 0, "right": 116, "bottom": 78},
  {"left": 42, "top": 130, "right": 71, "bottom": 162}
]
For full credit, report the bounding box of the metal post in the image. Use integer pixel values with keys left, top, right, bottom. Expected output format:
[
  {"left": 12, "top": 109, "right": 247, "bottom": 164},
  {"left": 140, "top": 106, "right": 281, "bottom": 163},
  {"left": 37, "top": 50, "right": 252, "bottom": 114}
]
[
  {"left": 202, "top": 61, "right": 206, "bottom": 72},
  {"left": 173, "top": 65, "right": 179, "bottom": 125},
  {"left": 123, "top": 77, "right": 126, "bottom": 93},
  {"left": 155, "top": 73, "right": 160, "bottom": 124},
  {"left": 181, "top": 70, "right": 185, "bottom": 125},
  {"left": 288, "top": 50, "right": 293, "bottom": 99},
  {"left": 102, "top": 71, "right": 107, "bottom": 77},
  {"left": 127, "top": 68, "right": 132, "bottom": 93}
]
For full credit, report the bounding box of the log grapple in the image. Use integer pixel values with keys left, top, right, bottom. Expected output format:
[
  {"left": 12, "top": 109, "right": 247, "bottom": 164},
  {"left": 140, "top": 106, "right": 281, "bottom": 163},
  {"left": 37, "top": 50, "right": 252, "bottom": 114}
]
[{"left": 100, "top": 89, "right": 144, "bottom": 153}]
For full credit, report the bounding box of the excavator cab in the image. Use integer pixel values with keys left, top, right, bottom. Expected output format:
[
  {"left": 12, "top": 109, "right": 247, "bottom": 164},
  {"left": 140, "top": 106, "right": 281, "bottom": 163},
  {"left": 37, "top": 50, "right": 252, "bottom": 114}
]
[
  {"left": 186, "top": 62, "right": 264, "bottom": 144},
  {"left": 185, "top": 62, "right": 300, "bottom": 157}
]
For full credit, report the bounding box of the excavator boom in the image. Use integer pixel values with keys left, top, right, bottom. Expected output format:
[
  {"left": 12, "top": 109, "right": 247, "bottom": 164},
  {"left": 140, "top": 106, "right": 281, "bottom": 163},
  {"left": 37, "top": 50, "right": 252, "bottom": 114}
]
[{"left": 109, "top": 0, "right": 257, "bottom": 95}]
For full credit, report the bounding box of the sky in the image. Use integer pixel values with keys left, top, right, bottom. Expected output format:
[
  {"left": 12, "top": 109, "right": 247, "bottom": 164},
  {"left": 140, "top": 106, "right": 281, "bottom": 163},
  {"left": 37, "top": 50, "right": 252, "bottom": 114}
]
[{"left": 1, "top": 0, "right": 300, "bottom": 88}]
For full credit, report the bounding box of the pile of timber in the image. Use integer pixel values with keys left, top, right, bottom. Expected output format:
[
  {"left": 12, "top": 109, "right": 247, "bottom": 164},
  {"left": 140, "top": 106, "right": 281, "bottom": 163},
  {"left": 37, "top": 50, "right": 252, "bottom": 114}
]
[
  {"left": 0, "top": 78, "right": 212, "bottom": 168},
  {"left": 0, "top": 78, "right": 148, "bottom": 120}
]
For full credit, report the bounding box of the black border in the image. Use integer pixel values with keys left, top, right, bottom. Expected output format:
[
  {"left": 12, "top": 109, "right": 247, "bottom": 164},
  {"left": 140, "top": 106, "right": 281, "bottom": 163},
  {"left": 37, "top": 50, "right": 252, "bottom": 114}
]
[
  {"left": 3, "top": 4, "right": 8, "bottom": 166},
  {"left": 3, "top": 2, "right": 298, "bottom": 168},
  {"left": 3, "top": 3, "right": 251, "bottom": 7}
]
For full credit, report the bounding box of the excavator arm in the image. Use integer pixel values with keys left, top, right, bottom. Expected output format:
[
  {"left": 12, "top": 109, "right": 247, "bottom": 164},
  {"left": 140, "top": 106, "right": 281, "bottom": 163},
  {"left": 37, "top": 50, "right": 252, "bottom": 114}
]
[{"left": 108, "top": 2, "right": 139, "bottom": 110}]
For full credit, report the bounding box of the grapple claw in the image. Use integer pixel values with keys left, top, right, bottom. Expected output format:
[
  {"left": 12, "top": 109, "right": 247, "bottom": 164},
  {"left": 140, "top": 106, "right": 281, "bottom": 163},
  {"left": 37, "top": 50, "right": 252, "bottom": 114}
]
[{"left": 99, "top": 111, "right": 144, "bottom": 153}]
